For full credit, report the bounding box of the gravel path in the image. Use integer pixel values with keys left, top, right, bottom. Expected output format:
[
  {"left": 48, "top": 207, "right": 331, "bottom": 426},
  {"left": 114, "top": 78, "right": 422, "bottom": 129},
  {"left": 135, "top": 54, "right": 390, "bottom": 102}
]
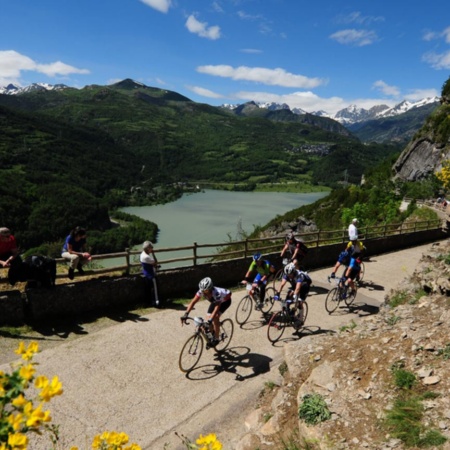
[{"left": 0, "top": 242, "right": 437, "bottom": 450}]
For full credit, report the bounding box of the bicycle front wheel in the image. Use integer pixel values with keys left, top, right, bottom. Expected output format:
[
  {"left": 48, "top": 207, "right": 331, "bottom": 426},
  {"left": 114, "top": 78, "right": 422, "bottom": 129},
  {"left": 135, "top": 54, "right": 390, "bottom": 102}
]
[
  {"left": 267, "top": 310, "right": 288, "bottom": 343},
  {"left": 260, "top": 287, "right": 275, "bottom": 314},
  {"left": 179, "top": 333, "right": 204, "bottom": 373},
  {"left": 235, "top": 295, "right": 253, "bottom": 325},
  {"left": 325, "top": 287, "right": 341, "bottom": 314},
  {"left": 272, "top": 268, "right": 284, "bottom": 290},
  {"left": 215, "top": 318, "right": 234, "bottom": 352}
]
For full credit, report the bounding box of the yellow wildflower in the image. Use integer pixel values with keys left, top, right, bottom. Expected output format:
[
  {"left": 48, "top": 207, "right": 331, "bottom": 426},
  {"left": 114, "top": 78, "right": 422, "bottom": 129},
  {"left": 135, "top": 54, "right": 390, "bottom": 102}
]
[
  {"left": 14, "top": 341, "right": 39, "bottom": 361},
  {"left": 124, "top": 444, "right": 142, "bottom": 450},
  {"left": 196, "top": 433, "right": 222, "bottom": 450},
  {"left": 24, "top": 403, "right": 51, "bottom": 428},
  {"left": 34, "top": 375, "right": 49, "bottom": 389},
  {"left": 12, "top": 394, "right": 28, "bottom": 409},
  {"left": 7, "top": 432, "right": 28, "bottom": 450},
  {"left": 7, "top": 412, "right": 24, "bottom": 431},
  {"left": 19, "top": 364, "right": 36, "bottom": 382},
  {"left": 39, "top": 375, "right": 63, "bottom": 402}
]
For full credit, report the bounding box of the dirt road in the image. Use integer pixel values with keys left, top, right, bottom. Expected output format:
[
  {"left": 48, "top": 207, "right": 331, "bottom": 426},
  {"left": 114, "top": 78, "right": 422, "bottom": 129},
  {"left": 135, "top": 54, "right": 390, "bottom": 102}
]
[{"left": 0, "top": 243, "right": 437, "bottom": 450}]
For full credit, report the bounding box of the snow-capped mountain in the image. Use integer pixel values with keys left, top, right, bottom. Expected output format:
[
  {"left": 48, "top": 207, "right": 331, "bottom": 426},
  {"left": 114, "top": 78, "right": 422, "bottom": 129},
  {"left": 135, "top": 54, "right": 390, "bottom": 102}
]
[
  {"left": 221, "top": 97, "right": 440, "bottom": 125},
  {"left": 0, "top": 82, "right": 69, "bottom": 95}
]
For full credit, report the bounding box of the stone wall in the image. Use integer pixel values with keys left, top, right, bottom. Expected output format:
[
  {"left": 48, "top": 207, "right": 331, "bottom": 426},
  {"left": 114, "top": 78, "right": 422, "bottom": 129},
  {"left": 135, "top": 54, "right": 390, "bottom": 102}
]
[{"left": 0, "top": 228, "right": 446, "bottom": 325}]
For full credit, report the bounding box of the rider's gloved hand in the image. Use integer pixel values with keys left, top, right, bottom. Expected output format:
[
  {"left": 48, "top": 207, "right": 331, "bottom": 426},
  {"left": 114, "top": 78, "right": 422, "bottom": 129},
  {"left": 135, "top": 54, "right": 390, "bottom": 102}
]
[
  {"left": 292, "top": 294, "right": 298, "bottom": 301},
  {"left": 207, "top": 318, "right": 213, "bottom": 325},
  {"left": 181, "top": 314, "right": 188, "bottom": 323}
]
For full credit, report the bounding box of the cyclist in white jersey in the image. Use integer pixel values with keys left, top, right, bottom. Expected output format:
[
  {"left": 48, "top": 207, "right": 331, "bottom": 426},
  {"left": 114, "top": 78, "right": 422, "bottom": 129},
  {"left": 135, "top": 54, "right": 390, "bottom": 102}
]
[{"left": 181, "top": 277, "right": 232, "bottom": 345}]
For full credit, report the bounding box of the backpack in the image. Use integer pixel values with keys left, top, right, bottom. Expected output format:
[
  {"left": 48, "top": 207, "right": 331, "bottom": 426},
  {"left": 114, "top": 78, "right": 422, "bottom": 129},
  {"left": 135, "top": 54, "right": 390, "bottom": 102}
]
[{"left": 8, "top": 255, "right": 56, "bottom": 288}]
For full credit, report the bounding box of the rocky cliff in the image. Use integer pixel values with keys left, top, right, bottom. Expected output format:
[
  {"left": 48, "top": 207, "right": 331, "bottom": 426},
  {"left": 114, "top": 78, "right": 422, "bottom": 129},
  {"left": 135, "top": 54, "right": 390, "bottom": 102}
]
[
  {"left": 393, "top": 79, "right": 450, "bottom": 182},
  {"left": 236, "top": 239, "right": 450, "bottom": 450}
]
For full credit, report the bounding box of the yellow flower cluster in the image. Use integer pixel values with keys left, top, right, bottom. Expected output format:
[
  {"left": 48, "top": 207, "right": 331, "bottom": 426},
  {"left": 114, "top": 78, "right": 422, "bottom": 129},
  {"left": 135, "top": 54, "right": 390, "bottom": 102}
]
[
  {"left": 436, "top": 159, "right": 450, "bottom": 190},
  {"left": 69, "top": 431, "right": 141, "bottom": 450},
  {"left": 195, "top": 434, "right": 223, "bottom": 450}
]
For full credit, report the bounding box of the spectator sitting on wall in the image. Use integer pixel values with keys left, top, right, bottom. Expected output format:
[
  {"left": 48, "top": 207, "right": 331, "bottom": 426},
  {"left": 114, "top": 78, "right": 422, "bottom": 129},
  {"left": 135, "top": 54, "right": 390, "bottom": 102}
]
[
  {"left": 61, "top": 226, "right": 91, "bottom": 280},
  {"left": 0, "top": 227, "right": 19, "bottom": 269}
]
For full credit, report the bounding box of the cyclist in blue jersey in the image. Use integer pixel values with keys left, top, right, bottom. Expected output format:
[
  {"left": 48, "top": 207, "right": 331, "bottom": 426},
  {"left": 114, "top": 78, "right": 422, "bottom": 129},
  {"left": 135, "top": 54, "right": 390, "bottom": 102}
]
[
  {"left": 342, "top": 256, "right": 361, "bottom": 296},
  {"left": 329, "top": 235, "right": 366, "bottom": 280},
  {"left": 181, "top": 277, "right": 232, "bottom": 346},
  {"left": 242, "top": 253, "right": 276, "bottom": 309}
]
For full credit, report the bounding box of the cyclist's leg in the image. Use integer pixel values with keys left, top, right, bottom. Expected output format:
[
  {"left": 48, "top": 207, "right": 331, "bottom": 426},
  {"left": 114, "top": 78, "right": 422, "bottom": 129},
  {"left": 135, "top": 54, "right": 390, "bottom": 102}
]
[
  {"left": 260, "top": 280, "right": 266, "bottom": 303},
  {"left": 211, "top": 299, "right": 231, "bottom": 340}
]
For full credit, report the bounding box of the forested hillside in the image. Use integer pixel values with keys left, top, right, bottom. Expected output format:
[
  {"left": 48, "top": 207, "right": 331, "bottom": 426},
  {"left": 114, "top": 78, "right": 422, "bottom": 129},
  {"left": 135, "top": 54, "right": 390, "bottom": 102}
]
[{"left": 0, "top": 79, "right": 407, "bottom": 251}]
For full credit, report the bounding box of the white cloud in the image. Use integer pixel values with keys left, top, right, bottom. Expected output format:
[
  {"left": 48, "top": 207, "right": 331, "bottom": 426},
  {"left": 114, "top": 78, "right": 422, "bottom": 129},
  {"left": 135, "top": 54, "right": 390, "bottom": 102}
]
[
  {"left": 422, "top": 30, "right": 439, "bottom": 41},
  {"left": 336, "top": 11, "right": 384, "bottom": 25},
  {"left": 185, "top": 15, "right": 221, "bottom": 40},
  {"left": 330, "top": 29, "right": 378, "bottom": 46},
  {"left": 372, "top": 80, "right": 400, "bottom": 97},
  {"left": 187, "top": 85, "right": 223, "bottom": 99},
  {"left": 240, "top": 48, "right": 263, "bottom": 54},
  {"left": 422, "top": 50, "right": 450, "bottom": 69},
  {"left": 196, "top": 65, "right": 326, "bottom": 89},
  {"left": 443, "top": 26, "right": 450, "bottom": 44},
  {"left": 212, "top": 1, "right": 224, "bottom": 13},
  {"left": 404, "top": 88, "right": 439, "bottom": 101},
  {"left": 139, "top": 0, "right": 172, "bottom": 13},
  {"left": 0, "top": 50, "right": 89, "bottom": 85}
]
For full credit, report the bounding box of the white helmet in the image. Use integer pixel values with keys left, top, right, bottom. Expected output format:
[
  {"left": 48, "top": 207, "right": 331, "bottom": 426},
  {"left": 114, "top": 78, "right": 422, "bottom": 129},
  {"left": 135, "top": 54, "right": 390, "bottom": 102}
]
[
  {"left": 284, "top": 263, "right": 296, "bottom": 276},
  {"left": 199, "top": 277, "right": 213, "bottom": 291}
]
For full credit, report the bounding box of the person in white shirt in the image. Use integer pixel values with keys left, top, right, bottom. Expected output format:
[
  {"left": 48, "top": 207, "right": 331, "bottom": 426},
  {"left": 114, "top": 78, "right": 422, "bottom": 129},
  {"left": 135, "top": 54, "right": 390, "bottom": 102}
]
[
  {"left": 348, "top": 218, "right": 358, "bottom": 240},
  {"left": 140, "top": 241, "right": 160, "bottom": 307}
]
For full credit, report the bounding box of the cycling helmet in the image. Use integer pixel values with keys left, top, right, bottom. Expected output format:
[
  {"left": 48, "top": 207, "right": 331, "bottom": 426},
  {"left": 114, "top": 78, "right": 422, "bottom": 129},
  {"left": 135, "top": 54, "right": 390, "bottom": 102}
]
[
  {"left": 284, "top": 262, "right": 296, "bottom": 276},
  {"left": 199, "top": 277, "right": 213, "bottom": 291},
  {"left": 253, "top": 252, "right": 263, "bottom": 262},
  {"left": 285, "top": 232, "right": 294, "bottom": 241}
]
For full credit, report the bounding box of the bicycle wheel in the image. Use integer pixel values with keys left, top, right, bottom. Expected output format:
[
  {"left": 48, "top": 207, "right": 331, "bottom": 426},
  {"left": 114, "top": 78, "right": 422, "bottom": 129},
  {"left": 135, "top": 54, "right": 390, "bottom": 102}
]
[
  {"left": 235, "top": 295, "right": 253, "bottom": 325},
  {"left": 260, "top": 287, "right": 275, "bottom": 314},
  {"left": 358, "top": 262, "right": 365, "bottom": 282},
  {"left": 272, "top": 268, "right": 284, "bottom": 290},
  {"left": 325, "top": 287, "right": 341, "bottom": 314},
  {"left": 267, "top": 310, "right": 288, "bottom": 343},
  {"left": 215, "top": 318, "right": 234, "bottom": 352},
  {"left": 179, "top": 333, "right": 204, "bottom": 373},
  {"left": 301, "top": 301, "right": 309, "bottom": 324},
  {"left": 345, "top": 286, "right": 357, "bottom": 306}
]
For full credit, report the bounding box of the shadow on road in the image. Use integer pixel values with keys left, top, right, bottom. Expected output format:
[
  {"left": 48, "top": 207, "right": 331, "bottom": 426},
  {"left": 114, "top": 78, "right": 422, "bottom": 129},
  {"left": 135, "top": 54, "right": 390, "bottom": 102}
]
[
  {"left": 269, "top": 326, "right": 335, "bottom": 347},
  {"left": 185, "top": 346, "right": 272, "bottom": 381}
]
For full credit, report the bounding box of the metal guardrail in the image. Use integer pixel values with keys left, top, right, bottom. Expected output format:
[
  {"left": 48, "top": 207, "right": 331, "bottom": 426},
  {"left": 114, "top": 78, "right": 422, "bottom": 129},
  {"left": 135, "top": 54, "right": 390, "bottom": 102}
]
[{"left": 0, "top": 218, "right": 442, "bottom": 285}]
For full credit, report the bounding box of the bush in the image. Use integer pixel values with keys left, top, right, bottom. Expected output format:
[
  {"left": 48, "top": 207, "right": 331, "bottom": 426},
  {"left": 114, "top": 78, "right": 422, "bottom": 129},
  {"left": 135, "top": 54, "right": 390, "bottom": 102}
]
[{"left": 298, "top": 393, "right": 331, "bottom": 425}]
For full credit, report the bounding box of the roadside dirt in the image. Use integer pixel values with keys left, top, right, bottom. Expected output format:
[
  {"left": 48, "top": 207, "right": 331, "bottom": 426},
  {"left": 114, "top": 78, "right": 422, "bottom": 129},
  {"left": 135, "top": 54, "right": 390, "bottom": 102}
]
[{"left": 0, "top": 242, "right": 438, "bottom": 450}]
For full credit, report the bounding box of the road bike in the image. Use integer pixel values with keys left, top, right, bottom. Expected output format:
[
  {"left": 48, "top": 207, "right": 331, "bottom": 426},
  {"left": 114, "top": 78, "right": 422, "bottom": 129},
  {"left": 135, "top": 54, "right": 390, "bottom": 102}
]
[
  {"left": 325, "top": 277, "right": 357, "bottom": 314},
  {"left": 235, "top": 282, "right": 276, "bottom": 325},
  {"left": 179, "top": 316, "right": 234, "bottom": 372},
  {"left": 271, "top": 257, "right": 290, "bottom": 290},
  {"left": 267, "top": 294, "right": 309, "bottom": 343}
]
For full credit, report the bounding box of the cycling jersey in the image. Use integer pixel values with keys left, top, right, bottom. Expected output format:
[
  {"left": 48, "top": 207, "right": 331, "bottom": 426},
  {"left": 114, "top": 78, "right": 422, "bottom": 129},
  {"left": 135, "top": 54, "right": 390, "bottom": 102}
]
[
  {"left": 196, "top": 286, "right": 231, "bottom": 304},
  {"left": 282, "top": 270, "right": 312, "bottom": 289},
  {"left": 347, "top": 257, "right": 361, "bottom": 280},
  {"left": 285, "top": 239, "right": 308, "bottom": 258},
  {"left": 248, "top": 260, "right": 273, "bottom": 276}
]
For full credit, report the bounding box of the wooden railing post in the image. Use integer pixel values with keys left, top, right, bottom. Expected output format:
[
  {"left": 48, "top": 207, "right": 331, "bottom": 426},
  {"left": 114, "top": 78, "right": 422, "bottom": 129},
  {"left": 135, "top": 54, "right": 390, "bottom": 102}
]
[
  {"left": 244, "top": 239, "right": 248, "bottom": 259},
  {"left": 125, "top": 248, "right": 130, "bottom": 275},
  {"left": 193, "top": 242, "right": 198, "bottom": 266},
  {"left": 317, "top": 230, "right": 320, "bottom": 248}
]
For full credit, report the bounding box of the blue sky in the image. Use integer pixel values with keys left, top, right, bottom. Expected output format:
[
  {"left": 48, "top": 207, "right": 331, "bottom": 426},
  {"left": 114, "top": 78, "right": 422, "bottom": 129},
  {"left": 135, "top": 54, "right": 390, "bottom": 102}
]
[{"left": 1, "top": 0, "right": 449, "bottom": 114}]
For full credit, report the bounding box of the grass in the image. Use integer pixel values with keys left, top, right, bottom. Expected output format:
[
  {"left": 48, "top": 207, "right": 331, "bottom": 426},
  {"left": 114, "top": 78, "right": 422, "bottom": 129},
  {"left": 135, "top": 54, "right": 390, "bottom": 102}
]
[
  {"left": 386, "top": 314, "right": 401, "bottom": 326},
  {"left": 339, "top": 319, "right": 357, "bottom": 332},
  {"left": 388, "top": 290, "right": 410, "bottom": 307},
  {"left": 437, "top": 343, "right": 450, "bottom": 360},
  {"left": 279, "top": 361, "right": 288, "bottom": 377}
]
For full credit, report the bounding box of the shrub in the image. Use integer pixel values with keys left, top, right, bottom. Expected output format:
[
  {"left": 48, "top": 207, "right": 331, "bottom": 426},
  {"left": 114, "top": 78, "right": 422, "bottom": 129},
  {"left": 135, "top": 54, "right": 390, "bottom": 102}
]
[{"left": 298, "top": 393, "right": 331, "bottom": 425}]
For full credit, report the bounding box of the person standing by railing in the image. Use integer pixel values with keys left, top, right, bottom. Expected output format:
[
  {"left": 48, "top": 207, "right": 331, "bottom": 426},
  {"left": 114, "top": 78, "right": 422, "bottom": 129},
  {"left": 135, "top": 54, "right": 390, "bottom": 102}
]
[
  {"left": 0, "top": 227, "right": 19, "bottom": 269},
  {"left": 348, "top": 218, "right": 358, "bottom": 240},
  {"left": 140, "top": 240, "right": 160, "bottom": 307}
]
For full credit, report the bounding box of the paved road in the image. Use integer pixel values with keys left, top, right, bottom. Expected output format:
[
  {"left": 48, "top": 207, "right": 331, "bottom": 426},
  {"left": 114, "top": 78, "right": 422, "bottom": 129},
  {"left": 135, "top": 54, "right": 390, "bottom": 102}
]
[{"left": 0, "top": 243, "right": 436, "bottom": 450}]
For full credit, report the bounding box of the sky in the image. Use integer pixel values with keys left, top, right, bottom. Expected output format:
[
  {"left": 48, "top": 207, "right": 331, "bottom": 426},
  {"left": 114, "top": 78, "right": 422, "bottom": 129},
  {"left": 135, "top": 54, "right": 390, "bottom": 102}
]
[{"left": 1, "top": 0, "right": 449, "bottom": 115}]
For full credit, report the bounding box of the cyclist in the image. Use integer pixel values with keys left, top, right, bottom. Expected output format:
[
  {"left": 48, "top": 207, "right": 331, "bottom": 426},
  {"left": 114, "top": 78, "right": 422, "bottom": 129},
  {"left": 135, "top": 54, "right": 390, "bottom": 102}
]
[
  {"left": 181, "top": 277, "right": 231, "bottom": 346},
  {"left": 329, "top": 235, "right": 366, "bottom": 280},
  {"left": 276, "top": 262, "right": 312, "bottom": 323},
  {"left": 342, "top": 256, "right": 362, "bottom": 296},
  {"left": 242, "top": 253, "right": 275, "bottom": 309},
  {"left": 280, "top": 232, "right": 308, "bottom": 267}
]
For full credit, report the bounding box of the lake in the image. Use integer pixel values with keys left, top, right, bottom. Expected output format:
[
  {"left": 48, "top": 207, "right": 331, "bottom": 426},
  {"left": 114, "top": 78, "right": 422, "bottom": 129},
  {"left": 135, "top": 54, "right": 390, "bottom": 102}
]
[{"left": 121, "top": 189, "right": 328, "bottom": 268}]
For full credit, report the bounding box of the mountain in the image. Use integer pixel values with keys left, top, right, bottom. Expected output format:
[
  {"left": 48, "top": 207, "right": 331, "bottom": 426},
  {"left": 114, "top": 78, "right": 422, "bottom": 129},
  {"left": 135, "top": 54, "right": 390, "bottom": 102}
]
[
  {"left": 0, "top": 82, "right": 69, "bottom": 95},
  {"left": 393, "top": 78, "right": 450, "bottom": 182}
]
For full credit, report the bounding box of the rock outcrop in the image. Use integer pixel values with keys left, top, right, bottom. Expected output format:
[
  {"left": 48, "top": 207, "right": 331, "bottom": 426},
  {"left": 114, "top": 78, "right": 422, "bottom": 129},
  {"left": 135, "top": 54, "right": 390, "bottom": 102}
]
[{"left": 236, "top": 240, "right": 450, "bottom": 449}]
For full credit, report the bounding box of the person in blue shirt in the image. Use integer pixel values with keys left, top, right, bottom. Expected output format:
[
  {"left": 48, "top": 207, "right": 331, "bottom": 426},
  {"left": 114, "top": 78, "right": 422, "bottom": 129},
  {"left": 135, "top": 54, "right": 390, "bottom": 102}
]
[
  {"left": 61, "top": 226, "right": 91, "bottom": 280},
  {"left": 242, "top": 253, "right": 275, "bottom": 308},
  {"left": 140, "top": 240, "right": 160, "bottom": 307},
  {"left": 342, "top": 256, "right": 361, "bottom": 295}
]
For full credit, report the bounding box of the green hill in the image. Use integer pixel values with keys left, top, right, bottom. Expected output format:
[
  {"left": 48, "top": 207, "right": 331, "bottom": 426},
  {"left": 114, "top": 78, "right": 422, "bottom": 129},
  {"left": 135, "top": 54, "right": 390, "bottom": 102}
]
[{"left": 0, "top": 79, "right": 404, "bottom": 250}]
